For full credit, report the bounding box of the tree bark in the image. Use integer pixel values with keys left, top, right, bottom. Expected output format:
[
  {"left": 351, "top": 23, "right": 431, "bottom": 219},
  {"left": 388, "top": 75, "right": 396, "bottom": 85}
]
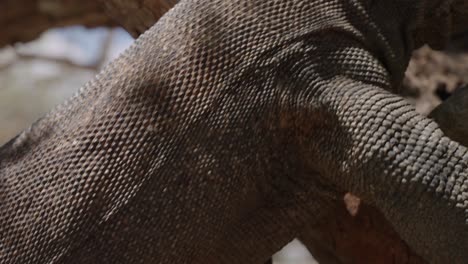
[
  {"left": 0, "top": 0, "right": 178, "bottom": 47},
  {"left": 98, "top": 0, "right": 178, "bottom": 37},
  {"left": 0, "top": 0, "right": 116, "bottom": 47}
]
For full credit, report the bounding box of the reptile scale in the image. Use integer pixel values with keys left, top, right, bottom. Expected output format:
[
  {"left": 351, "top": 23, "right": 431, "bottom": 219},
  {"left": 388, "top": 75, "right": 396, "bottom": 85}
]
[{"left": 0, "top": 0, "right": 467, "bottom": 263}]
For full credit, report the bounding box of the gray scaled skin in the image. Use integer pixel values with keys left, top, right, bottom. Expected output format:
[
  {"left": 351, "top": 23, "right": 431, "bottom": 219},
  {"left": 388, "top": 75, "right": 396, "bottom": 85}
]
[{"left": 0, "top": 0, "right": 467, "bottom": 263}]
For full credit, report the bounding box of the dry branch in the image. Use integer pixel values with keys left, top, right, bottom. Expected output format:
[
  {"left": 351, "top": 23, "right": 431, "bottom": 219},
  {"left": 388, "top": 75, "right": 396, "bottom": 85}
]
[
  {"left": 98, "top": 0, "right": 178, "bottom": 37},
  {"left": 0, "top": 0, "right": 116, "bottom": 47},
  {"left": 0, "top": 0, "right": 179, "bottom": 48}
]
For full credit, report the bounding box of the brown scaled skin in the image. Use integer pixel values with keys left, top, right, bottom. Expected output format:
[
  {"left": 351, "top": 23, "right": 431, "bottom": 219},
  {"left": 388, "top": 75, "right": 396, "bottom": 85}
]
[{"left": 1, "top": 1, "right": 468, "bottom": 263}]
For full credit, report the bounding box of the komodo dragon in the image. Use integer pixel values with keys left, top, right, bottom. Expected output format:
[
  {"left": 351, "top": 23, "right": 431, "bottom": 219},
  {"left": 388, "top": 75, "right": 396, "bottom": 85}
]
[{"left": 1, "top": 0, "right": 467, "bottom": 263}]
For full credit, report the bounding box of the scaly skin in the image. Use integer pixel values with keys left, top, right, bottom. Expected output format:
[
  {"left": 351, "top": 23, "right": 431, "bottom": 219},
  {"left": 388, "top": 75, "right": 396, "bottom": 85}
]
[{"left": 0, "top": 0, "right": 467, "bottom": 263}]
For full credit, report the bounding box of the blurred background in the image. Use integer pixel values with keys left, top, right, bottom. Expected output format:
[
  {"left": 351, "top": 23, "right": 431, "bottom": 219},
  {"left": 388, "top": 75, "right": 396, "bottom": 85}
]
[
  {"left": 0, "top": 25, "right": 318, "bottom": 264},
  {"left": 0, "top": 26, "right": 132, "bottom": 144}
]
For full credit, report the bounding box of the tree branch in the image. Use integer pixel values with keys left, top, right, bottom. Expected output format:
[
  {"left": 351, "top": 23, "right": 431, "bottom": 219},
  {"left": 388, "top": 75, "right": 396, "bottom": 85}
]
[
  {"left": 0, "top": 0, "right": 117, "bottom": 47},
  {"left": 98, "top": 0, "right": 178, "bottom": 37},
  {"left": 13, "top": 51, "right": 99, "bottom": 71},
  {"left": 0, "top": 0, "right": 180, "bottom": 48}
]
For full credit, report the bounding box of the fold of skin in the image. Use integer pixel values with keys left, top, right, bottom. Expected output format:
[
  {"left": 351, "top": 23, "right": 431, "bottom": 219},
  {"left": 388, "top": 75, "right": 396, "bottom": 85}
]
[
  {"left": 295, "top": 86, "right": 468, "bottom": 264},
  {"left": 0, "top": 0, "right": 466, "bottom": 263}
]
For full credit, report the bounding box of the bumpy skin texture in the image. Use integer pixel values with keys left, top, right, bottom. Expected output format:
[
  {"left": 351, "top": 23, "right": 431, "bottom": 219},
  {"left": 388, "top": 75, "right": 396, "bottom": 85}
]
[{"left": 0, "top": 0, "right": 467, "bottom": 263}]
